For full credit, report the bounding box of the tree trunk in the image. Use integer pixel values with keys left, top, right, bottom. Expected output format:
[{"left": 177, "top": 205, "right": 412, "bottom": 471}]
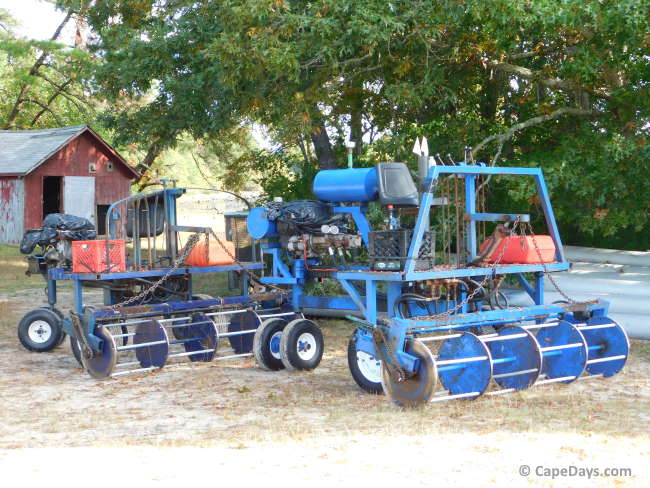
[{"left": 311, "top": 122, "right": 337, "bottom": 170}]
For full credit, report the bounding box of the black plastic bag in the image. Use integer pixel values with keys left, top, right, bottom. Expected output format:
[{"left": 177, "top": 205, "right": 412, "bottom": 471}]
[
  {"left": 19, "top": 228, "right": 58, "bottom": 254},
  {"left": 264, "top": 200, "right": 351, "bottom": 234},
  {"left": 43, "top": 213, "right": 95, "bottom": 232}
]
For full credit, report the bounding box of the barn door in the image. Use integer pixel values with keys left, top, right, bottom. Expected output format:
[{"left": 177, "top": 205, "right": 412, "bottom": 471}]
[{"left": 64, "top": 176, "right": 95, "bottom": 224}]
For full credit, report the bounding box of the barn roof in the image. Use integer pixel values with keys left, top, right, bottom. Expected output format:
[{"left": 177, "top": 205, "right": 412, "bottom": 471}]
[{"left": 0, "top": 125, "right": 139, "bottom": 177}]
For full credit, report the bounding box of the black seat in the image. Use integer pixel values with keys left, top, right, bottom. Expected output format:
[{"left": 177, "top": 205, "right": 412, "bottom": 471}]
[{"left": 376, "top": 162, "right": 419, "bottom": 206}]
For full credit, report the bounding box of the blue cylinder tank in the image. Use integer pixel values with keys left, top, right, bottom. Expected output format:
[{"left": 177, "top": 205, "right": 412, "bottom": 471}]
[
  {"left": 313, "top": 167, "right": 378, "bottom": 203},
  {"left": 246, "top": 206, "right": 278, "bottom": 239}
]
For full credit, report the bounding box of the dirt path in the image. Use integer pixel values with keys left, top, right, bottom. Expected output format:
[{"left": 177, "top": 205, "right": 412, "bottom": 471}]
[{"left": 1, "top": 289, "right": 649, "bottom": 486}]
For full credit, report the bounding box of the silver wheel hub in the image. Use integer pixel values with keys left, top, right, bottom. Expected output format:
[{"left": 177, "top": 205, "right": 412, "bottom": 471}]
[
  {"left": 28, "top": 320, "right": 52, "bottom": 344},
  {"left": 297, "top": 332, "right": 317, "bottom": 361},
  {"left": 356, "top": 351, "right": 381, "bottom": 383}
]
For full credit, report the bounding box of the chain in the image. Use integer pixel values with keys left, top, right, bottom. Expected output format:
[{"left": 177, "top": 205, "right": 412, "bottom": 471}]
[
  {"left": 410, "top": 217, "right": 521, "bottom": 326},
  {"left": 208, "top": 229, "right": 288, "bottom": 296},
  {"left": 523, "top": 221, "right": 592, "bottom": 305},
  {"left": 111, "top": 232, "right": 205, "bottom": 310}
]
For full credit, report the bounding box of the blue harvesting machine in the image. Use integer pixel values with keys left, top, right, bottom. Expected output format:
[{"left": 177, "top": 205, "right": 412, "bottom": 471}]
[{"left": 17, "top": 152, "right": 629, "bottom": 407}]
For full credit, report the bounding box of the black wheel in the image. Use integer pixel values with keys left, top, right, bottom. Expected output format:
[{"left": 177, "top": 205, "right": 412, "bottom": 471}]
[
  {"left": 347, "top": 333, "right": 383, "bottom": 394},
  {"left": 70, "top": 335, "right": 83, "bottom": 367},
  {"left": 17, "top": 308, "right": 64, "bottom": 352},
  {"left": 280, "top": 319, "right": 324, "bottom": 371},
  {"left": 253, "top": 318, "right": 288, "bottom": 371},
  {"left": 40, "top": 307, "right": 67, "bottom": 345}
]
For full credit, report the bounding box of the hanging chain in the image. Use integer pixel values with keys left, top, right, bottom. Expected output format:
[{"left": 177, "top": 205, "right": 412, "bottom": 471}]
[
  {"left": 410, "top": 217, "right": 521, "bottom": 326},
  {"left": 208, "top": 229, "right": 288, "bottom": 295},
  {"left": 111, "top": 231, "right": 205, "bottom": 310},
  {"left": 522, "top": 221, "right": 592, "bottom": 305}
]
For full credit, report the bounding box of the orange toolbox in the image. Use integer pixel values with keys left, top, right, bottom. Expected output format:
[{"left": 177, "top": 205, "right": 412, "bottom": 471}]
[
  {"left": 72, "top": 239, "right": 126, "bottom": 274},
  {"left": 479, "top": 235, "right": 556, "bottom": 264}
]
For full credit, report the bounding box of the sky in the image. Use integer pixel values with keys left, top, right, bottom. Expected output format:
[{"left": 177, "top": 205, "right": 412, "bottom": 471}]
[{"left": 0, "top": 0, "right": 75, "bottom": 43}]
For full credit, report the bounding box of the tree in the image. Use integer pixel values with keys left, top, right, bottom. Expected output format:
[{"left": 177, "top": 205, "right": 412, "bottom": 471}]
[
  {"left": 77, "top": 0, "right": 649, "bottom": 247},
  {"left": 0, "top": 3, "right": 95, "bottom": 130}
]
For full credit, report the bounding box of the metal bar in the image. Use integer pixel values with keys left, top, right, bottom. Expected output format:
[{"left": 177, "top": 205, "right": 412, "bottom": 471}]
[
  {"left": 116, "top": 340, "right": 167, "bottom": 351},
  {"left": 215, "top": 352, "right": 253, "bottom": 361},
  {"left": 520, "top": 322, "right": 559, "bottom": 330},
  {"left": 480, "top": 333, "right": 528, "bottom": 342},
  {"left": 486, "top": 388, "right": 516, "bottom": 396},
  {"left": 586, "top": 355, "right": 626, "bottom": 365},
  {"left": 168, "top": 348, "right": 215, "bottom": 359},
  {"left": 418, "top": 334, "right": 462, "bottom": 342},
  {"left": 430, "top": 392, "right": 480, "bottom": 403},
  {"left": 540, "top": 342, "right": 583, "bottom": 352},
  {"left": 256, "top": 312, "right": 295, "bottom": 318},
  {"left": 576, "top": 373, "right": 604, "bottom": 381},
  {"left": 436, "top": 356, "right": 488, "bottom": 366},
  {"left": 111, "top": 332, "right": 136, "bottom": 339},
  {"left": 218, "top": 330, "right": 257, "bottom": 338},
  {"left": 535, "top": 376, "right": 576, "bottom": 385},
  {"left": 104, "top": 319, "right": 153, "bottom": 327},
  {"left": 111, "top": 366, "right": 158, "bottom": 377},
  {"left": 114, "top": 361, "right": 140, "bottom": 368},
  {"left": 492, "top": 368, "right": 538, "bottom": 379},
  {"left": 205, "top": 310, "right": 248, "bottom": 317},
  {"left": 578, "top": 323, "right": 617, "bottom": 330}
]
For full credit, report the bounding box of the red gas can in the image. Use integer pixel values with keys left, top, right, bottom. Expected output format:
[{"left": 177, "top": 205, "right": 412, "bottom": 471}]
[{"left": 478, "top": 235, "right": 556, "bottom": 264}]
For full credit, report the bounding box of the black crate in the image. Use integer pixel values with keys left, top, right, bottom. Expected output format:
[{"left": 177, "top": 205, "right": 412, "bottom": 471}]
[{"left": 368, "top": 229, "right": 435, "bottom": 271}]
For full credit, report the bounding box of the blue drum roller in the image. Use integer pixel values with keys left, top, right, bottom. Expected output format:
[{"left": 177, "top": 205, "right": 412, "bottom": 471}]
[
  {"left": 437, "top": 332, "right": 492, "bottom": 398},
  {"left": 485, "top": 326, "right": 542, "bottom": 390},
  {"left": 535, "top": 320, "right": 587, "bottom": 382},
  {"left": 581, "top": 316, "right": 629, "bottom": 377}
]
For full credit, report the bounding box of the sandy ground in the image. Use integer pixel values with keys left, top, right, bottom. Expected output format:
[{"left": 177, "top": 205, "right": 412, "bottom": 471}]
[{"left": 1, "top": 288, "right": 649, "bottom": 487}]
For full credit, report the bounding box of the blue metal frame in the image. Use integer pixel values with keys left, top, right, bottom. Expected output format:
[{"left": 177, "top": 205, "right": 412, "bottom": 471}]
[{"left": 259, "top": 164, "right": 607, "bottom": 375}]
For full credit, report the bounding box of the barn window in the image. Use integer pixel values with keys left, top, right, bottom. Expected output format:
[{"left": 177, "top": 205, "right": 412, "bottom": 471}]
[
  {"left": 88, "top": 162, "right": 97, "bottom": 173},
  {"left": 107, "top": 161, "right": 114, "bottom": 172}
]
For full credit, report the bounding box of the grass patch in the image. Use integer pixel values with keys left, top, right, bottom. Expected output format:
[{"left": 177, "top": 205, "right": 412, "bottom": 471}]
[{"left": 0, "top": 244, "right": 48, "bottom": 293}]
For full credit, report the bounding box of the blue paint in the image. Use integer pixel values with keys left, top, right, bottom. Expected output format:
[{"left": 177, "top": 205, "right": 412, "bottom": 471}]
[
  {"left": 536, "top": 320, "right": 587, "bottom": 382},
  {"left": 582, "top": 316, "right": 629, "bottom": 377},
  {"left": 247, "top": 206, "right": 279, "bottom": 239},
  {"left": 438, "top": 332, "right": 492, "bottom": 397},
  {"left": 313, "top": 167, "right": 378, "bottom": 202},
  {"left": 486, "top": 326, "right": 541, "bottom": 390}
]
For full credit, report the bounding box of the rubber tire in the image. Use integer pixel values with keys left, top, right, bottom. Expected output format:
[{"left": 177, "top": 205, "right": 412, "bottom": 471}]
[
  {"left": 280, "top": 319, "right": 324, "bottom": 371},
  {"left": 347, "top": 333, "right": 383, "bottom": 394},
  {"left": 40, "top": 307, "right": 67, "bottom": 345},
  {"left": 253, "top": 318, "right": 287, "bottom": 371},
  {"left": 70, "top": 335, "right": 83, "bottom": 367},
  {"left": 17, "top": 308, "right": 64, "bottom": 352}
]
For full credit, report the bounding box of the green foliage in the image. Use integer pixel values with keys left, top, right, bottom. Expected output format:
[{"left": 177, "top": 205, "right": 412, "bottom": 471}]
[
  {"left": 0, "top": 6, "right": 96, "bottom": 130},
  {"left": 68, "top": 0, "right": 650, "bottom": 249}
]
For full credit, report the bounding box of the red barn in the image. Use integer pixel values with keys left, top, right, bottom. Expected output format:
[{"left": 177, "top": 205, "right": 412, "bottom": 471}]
[{"left": 0, "top": 125, "right": 138, "bottom": 243}]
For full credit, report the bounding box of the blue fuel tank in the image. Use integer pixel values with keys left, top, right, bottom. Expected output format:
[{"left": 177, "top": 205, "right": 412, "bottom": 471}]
[
  {"left": 246, "top": 206, "right": 278, "bottom": 239},
  {"left": 312, "top": 167, "right": 378, "bottom": 203}
]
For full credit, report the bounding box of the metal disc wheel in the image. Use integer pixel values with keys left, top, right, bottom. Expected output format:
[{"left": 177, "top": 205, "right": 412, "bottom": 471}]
[
  {"left": 347, "top": 333, "right": 383, "bottom": 394},
  {"left": 253, "top": 318, "right": 288, "bottom": 371},
  {"left": 17, "top": 308, "right": 64, "bottom": 352},
  {"left": 228, "top": 310, "right": 261, "bottom": 354},
  {"left": 70, "top": 335, "right": 83, "bottom": 367},
  {"left": 280, "top": 319, "right": 324, "bottom": 371},
  {"left": 380, "top": 338, "right": 437, "bottom": 408},
  {"left": 81, "top": 326, "right": 117, "bottom": 379}
]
